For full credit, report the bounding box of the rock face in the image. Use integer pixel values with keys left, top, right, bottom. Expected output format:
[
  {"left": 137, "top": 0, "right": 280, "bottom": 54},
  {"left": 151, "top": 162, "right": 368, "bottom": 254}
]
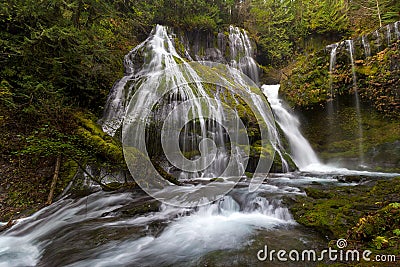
[
  {"left": 281, "top": 21, "right": 400, "bottom": 119},
  {"left": 279, "top": 22, "right": 400, "bottom": 171}
]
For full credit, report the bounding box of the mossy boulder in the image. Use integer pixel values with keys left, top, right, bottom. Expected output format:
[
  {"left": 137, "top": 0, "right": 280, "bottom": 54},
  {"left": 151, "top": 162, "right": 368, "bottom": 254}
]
[
  {"left": 74, "top": 111, "right": 124, "bottom": 164},
  {"left": 289, "top": 177, "right": 400, "bottom": 251}
]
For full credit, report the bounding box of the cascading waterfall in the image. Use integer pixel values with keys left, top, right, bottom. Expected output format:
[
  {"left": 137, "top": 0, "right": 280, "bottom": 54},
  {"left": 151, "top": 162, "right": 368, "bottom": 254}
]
[
  {"left": 262, "top": 85, "right": 321, "bottom": 170},
  {"left": 228, "top": 26, "right": 259, "bottom": 84},
  {"left": 101, "top": 24, "right": 289, "bottom": 180},
  {"left": 361, "top": 35, "right": 371, "bottom": 57},
  {"left": 395, "top": 21, "right": 400, "bottom": 39},
  {"left": 386, "top": 24, "right": 392, "bottom": 45},
  {"left": 345, "top": 40, "right": 365, "bottom": 165}
]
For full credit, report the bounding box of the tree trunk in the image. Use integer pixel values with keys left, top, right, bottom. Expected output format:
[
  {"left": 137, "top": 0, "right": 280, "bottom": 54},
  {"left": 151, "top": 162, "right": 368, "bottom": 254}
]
[
  {"left": 46, "top": 155, "right": 62, "bottom": 205},
  {"left": 376, "top": 0, "right": 382, "bottom": 27}
]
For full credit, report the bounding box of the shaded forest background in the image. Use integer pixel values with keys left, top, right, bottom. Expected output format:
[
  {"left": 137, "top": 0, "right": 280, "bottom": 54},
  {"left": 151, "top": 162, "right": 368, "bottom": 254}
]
[{"left": 0, "top": 0, "right": 399, "bottom": 218}]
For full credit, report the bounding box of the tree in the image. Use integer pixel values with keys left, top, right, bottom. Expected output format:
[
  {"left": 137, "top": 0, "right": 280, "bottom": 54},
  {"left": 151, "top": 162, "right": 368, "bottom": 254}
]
[
  {"left": 246, "top": 0, "right": 295, "bottom": 66},
  {"left": 349, "top": 0, "right": 400, "bottom": 33}
]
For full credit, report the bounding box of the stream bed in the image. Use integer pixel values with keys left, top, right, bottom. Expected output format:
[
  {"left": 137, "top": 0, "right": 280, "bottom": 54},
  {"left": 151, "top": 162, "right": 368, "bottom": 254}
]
[{"left": 1, "top": 170, "right": 397, "bottom": 267}]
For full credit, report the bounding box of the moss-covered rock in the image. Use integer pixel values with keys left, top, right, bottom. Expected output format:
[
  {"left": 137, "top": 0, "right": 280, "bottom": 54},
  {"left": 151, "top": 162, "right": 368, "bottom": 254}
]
[
  {"left": 74, "top": 111, "right": 124, "bottom": 164},
  {"left": 357, "top": 42, "right": 400, "bottom": 118},
  {"left": 281, "top": 35, "right": 399, "bottom": 120},
  {"left": 280, "top": 50, "right": 330, "bottom": 108},
  {"left": 289, "top": 177, "right": 400, "bottom": 255}
]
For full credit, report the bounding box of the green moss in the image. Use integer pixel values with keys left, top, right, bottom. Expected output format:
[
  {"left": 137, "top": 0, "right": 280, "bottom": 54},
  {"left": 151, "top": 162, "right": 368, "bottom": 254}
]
[
  {"left": 349, "top": 203, "right": 400, "bottom": 254},
  {"left": 290, "top": 177, "right": 400, "bottom": 251},
  {"left": 281, "top": 40, "right": 400, "bottom": 119},
  {"left": 304, "top": 187, "right": 334, "bottom": 199},
  {"left": 356, "top": 65, "right": 378, "bottom": 76},
  {"left": 280, "top": 52, "right": 330, "bottom": 108},
  {"left": 74, "top": 112, "right": 124, "bottom": 163}
]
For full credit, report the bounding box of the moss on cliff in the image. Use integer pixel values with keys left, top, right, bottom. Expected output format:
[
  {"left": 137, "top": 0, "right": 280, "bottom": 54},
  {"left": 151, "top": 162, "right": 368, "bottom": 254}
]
[
  {"left": 280, "top": 51, "right": 330, "bottom": 108},
  {"left": 281, "top": 39, "right": 399, "bottom": 119}
]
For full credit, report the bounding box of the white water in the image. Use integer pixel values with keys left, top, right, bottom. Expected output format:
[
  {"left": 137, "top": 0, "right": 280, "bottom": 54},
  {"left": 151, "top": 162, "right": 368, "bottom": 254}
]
[
  {"left": 228, "top": 26, "right": 259, "bottom": 84},
  {"left": 361, "top": 35, "right": 371, "bottom": 57},
  {"left": 386, "top": 24, "right": 392, "bottom": 45},
  {"left": 67, "top": 195, "right": 293, "bottom": 267},
  {"left": 262, "top": 84, "right": 320, "bottom": 170},
  {"left": 0, "top": 188, "right": 296, "bottom": 267},
  {"left": 0, "top": 191, "right": 133, "bottom": 267},
  {"left": 101, "top": 24, "right": 289, "bottom": 186},
  {"left": 346, "top": 40, "right": 365, "bottom": 165},
  {"left": 375, "top": 30, "right": 381, "bottom": 49}
]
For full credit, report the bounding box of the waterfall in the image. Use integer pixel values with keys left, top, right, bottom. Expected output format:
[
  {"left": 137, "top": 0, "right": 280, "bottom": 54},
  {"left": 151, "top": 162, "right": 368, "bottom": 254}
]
[
  {"left": 328, "top": 43, "right": 338, "bottom": 101},
  {"left": 346, "top": 40, "right": 365, "bottom": 165},
  {"left": 361, "top": 35, "right": 371, "bottom": 58},
  {"left": 374, "top": 30, "right": 381, "bottom": 49},
  {"left": 228, "top": 26, "right": 259, "bottom": 84},
  {"left": 102, "top": 25, "right": 261, "bottom": 137},
  {"left": 100, "top": 24, "right": 290, "bottom": 198},
  {"left": 386, "top": 24, "right": 392, "bottom": 45},
  {"left": 262, "top": 85, "right": 320, "bottom": 170},
  {"left": 395, "top": 21, "right": 400, "bottom": 39}
]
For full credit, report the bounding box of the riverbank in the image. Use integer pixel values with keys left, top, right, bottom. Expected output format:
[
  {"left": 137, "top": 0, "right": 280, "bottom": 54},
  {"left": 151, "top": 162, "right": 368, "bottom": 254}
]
[{"left": 287, "top": 176, "right": 400, "bottom": 261}]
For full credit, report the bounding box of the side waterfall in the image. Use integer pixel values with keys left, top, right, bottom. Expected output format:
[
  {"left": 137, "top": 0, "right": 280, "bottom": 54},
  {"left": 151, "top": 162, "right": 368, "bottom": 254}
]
[
  {"left": 262, "top": 85, "right": 321, "bottom": 170},
  {"left": 346, "top": 39, "right": 365, "bottom": 165}
]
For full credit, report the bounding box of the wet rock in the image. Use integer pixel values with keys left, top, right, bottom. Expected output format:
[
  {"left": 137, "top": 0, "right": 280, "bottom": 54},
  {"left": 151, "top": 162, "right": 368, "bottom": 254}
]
[{"left": 288, "top": 177, "right": 400, "bottom": 243}]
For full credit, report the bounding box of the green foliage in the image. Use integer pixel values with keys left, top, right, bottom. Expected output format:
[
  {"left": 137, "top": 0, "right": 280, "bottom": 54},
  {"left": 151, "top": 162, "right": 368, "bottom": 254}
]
[
  {"left": 350, "top": 201, "right": 400, "bottom": 252},
  {"left": 280, "top": 52, "right": 330, "bottom": 107},
  {"left": 0, "top": 0, "right": 151, "bottom": 114},
  {"left": 245, "top": 0, "right": 350, "bottom": 67},
  {"left": 373, "top": 236, "right": 389, "bottom": 249},
  {"left": 246, "top": 0, "right": 294, "bottom": 66},
  {"left": 157, "top": 0, "right": 224, "bottom": 30},
  {"left": 349, "top": 0, "right": 400, "bottom": 34},
  {"left": 389, "top": 202, "right": 400, "bottom": 208},
  {"left": 298, "top": 0, "right": 349, "bottom": 34}
]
